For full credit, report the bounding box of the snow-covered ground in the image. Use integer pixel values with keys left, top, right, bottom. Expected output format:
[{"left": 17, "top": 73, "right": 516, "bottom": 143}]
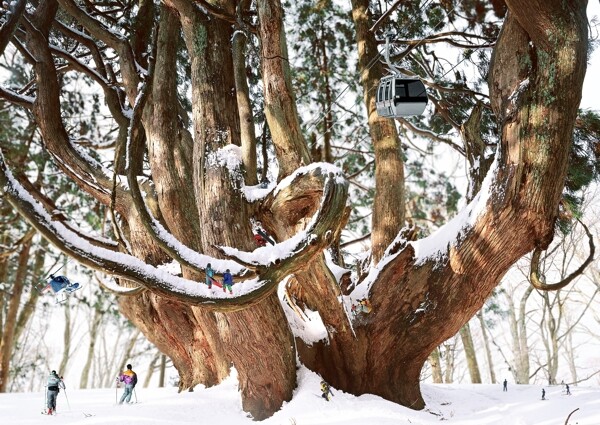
[{"left": 2, "top": 366, "right": 597, "bottom": 425}]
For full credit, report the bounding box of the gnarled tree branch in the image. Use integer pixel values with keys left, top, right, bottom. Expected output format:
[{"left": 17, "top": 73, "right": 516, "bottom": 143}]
[{"left": 529, "top": 219, "right": 595, "bottom": 291}]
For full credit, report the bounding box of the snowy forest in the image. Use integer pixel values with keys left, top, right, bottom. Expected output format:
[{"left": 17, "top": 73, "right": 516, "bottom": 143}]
[{"left": 1, "top": 0, "right": 600, "bottom": 421}]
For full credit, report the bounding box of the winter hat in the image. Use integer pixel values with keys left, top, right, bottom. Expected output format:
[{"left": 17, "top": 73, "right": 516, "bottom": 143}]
[
  {"left": 51, "top": 370, "right": 57, "bottom": 375},
  {"left": 126, "top": 364, "right": 132, "bottom": 370}
]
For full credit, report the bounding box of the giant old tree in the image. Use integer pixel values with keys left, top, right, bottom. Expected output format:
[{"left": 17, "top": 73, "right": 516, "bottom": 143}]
[{"left": 0, "top": 0, "right": 592, "bottom": 420}]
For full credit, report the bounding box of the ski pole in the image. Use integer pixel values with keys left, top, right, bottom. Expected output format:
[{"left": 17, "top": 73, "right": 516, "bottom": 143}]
[
  {"left": 134, "top": 388, "right": 138, "bottom": 403},
  {"left": 43, "top": 385, "right": 47, "bottom": 413},
  {"left": 115, "top": 379, "right": 118, "bottom": 404},
  {"left": 63, "top": 387, "right": 71, "bottom": 411}
]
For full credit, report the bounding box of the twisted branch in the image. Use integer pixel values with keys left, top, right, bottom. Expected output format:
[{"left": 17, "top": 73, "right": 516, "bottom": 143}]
[{"left": 529, "top": 219, "right": 595, "bottom": 291}]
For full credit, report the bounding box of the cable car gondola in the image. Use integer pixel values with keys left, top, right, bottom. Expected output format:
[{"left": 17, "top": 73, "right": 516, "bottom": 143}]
[
  {"left": 375, "top": 36, "right": 428, "bottom": 118},
  {"left": 376, "top": 75, "right": 428, "bottom": 118}
]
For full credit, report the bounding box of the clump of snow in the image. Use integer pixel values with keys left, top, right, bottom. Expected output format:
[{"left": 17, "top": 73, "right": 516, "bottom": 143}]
[
  {"left": 274, "top": 162, "right": 345, "bottom": 197},
  {"left": 411, "top": 152, "right": 500, "bottom": 264},
  {"left": 207, "top": 144, "right": 243, "bottom": 173},
  {"left": 278, "top": 278, "right": 328, "bottom": 345},
  {"left": 242, "top": 181, "right": 276, "bottom": 202}
]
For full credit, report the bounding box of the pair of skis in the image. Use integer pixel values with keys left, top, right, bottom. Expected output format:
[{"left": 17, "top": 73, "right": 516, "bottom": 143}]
[{"left": 41, "top": 410, "right": 94, "bottom": 417}]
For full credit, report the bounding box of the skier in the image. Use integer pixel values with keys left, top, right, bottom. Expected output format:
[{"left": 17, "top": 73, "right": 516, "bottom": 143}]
[
  {"left": 222, "top": 269, "right": 234, "bottom": 294},
  {"left": 206, "top": 263, "right": 215, "bottom": 289},
  {"left": 45, "top": 370, "right": 65, "bottom": 415},
  {"left": 541, "top": 388, "right": 546, "bottom": 400},
  {"left": 45, "top": 275, "right": 80, "bottom": 294},
  {"left": 320, "top": 380, "right": 334, "bottom": 401},
  {"left": 503, "top": 379, "right": 507, "bottom": 392},
  {"left": 566, "top": 384, "right": 571, "bottom": 395},
  {"left": 117, "top": 364, "right": 138, "bottom": 404}
]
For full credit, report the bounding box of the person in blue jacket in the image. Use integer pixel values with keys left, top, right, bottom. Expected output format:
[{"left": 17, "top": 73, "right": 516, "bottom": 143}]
[
  {"left": 222, "top": 269, "right": 233, "bottom": 294},
  {"left": 47, "top": 275, "right": 79, "bottom": 293}
]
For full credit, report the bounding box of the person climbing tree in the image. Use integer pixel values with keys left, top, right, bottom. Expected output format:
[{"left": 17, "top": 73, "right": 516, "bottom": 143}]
[
  {"left": 251, "top": 219, "right": 275, "bottom": 245},
  {"left": 45, "top": 370, "right": 65, "bottom": 415},
  {"left": 205, "top": 264, "right": 215, "bottom": 289},
  {"left": 117, "top": 364, "right": 138, "bottom": 404},
  {"left": 320, "top": 380, "right": 334, "bottom": 401},
  {"left": 223, "top": 269, "right": 234, "bottom": 294},
  {"left": 253, "top": 233, "right": 267, "bottom": 247}
]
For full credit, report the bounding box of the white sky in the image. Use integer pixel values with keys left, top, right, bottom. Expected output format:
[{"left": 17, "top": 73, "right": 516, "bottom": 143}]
[{"left": 581, "top": 2, "right": 600, "bottom": 109}]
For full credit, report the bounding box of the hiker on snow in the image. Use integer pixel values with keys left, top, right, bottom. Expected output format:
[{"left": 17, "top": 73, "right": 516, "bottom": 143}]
[
  {"left": 118, "top": 364, "right": 138, "bottom": 404},
  {"left": 46, "top": 370, "right": 65, "bottom": 415},
  {"left": 320, "top": 380, "right": 334, "bottom": 401},
  {"left": 206, "top": 263, "right": 215, "bottom": 289},
  {"left": 223, "top": 269, "right": 234, "bottom": 294}
]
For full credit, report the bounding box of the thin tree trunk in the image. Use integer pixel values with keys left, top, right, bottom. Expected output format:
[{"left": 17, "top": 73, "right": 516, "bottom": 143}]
[
  {"left": 116, "top": 328, "right": 141, "bottom": 375},
  {"left": 318, "top": 28, "right": 333, "bottom": 163},
  {"left": 565, "top": 330, "right": 577, "bottom": 384},
  {"left": 58, "top": 300, "right": 72, "bottom": 375},
  {"left": 0, "top": 237, "right": 32, "bottom": 392},
  {"left": 256, "top": 0, "right": 311, "bottom": 179},
  {"left": 428, "top": 347, "right": 444, "bottom": 383},
  {"left": 517, "top": 287, "right": 533, "bottom": 384},
  {"left": 233, "top": 0, "right": 258, "bottom": 185},
  {"left": 459, "top": 323, "right": 482, "bottom": 383},
  {"left": 13, "top": 239, "right": 46, "bottom": 343},
  {"left": 159, "top": 354, "right": 166, "bottom": 388},
  {"left": 477, "top": 311, "right": 497, "bottom": 384},
  {"left": 143, "top": 351, "right": 160, "bottom": 388},
  {"left": 443, "top": 340, "right": 456, "bottom": 384},
  {"left": 80, "top": 306, "right": 103, "bottom": 388}
]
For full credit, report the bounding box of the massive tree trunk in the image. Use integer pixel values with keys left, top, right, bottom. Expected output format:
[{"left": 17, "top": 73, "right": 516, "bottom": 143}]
[{"left": 0, "top": 0, "right": 589, "bottom": 419}]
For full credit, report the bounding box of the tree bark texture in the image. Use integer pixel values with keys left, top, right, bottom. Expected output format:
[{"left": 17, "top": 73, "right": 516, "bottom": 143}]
[{"left": 350, "top": 0, "right": 405, "bottom": 263}]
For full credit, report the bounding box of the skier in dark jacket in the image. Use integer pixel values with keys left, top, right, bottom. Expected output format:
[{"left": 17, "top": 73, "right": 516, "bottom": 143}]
[
  {"left": 118, "top": 364, "right": 138, "bottom": 404},
  {"left": 46, "top": 370, "right": 65, "bottom": 415},
  {"left": 46, "top": 275, "right": 79, "bottom": 294},
  {"left": 222, "top": 269, "right": 234, "bottom": 294}
]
